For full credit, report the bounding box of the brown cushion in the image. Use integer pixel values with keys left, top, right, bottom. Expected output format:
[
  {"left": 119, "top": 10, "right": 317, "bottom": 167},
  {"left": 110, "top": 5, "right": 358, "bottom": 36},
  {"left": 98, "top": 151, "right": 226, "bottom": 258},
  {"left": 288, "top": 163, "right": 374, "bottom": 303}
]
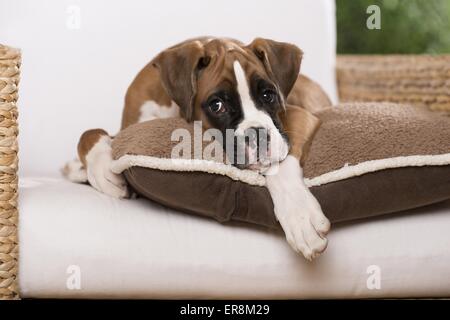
[{"left": 112, "top": 103, "right": 450, "bottom": 228}]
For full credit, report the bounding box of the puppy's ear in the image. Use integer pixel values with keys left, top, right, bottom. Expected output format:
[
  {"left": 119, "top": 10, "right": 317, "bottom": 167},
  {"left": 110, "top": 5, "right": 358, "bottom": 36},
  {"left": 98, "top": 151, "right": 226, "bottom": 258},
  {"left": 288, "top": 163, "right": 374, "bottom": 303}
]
[
  {"left": 153, "top": 41, "right": 208, "bottom": 122},
  {"left": 248, "top": 38, "right": 303, "bottom": 99}
]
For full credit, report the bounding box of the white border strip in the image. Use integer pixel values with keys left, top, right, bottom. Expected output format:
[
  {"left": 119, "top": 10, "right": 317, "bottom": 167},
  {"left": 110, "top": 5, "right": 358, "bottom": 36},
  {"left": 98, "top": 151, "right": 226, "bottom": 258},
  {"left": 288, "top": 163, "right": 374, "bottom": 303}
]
[
  {"left": 111, "top": 154, "right": 266, "bottom": 186},
  {"left": 304, "top": 153, "right": 450, "bottom": 187},
  {"left": 112, "top": 152, "right": 450, "bottom": 188}
]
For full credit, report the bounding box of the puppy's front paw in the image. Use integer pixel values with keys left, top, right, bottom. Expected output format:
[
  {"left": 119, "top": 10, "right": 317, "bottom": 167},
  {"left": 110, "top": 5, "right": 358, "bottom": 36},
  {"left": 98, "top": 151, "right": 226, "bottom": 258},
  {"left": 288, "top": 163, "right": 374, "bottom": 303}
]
[
  {"left": 266, "top": 155, "right": 330, "bottom": 260},
  {"left": 86, "top": 136, "right": 128, "bottom": 199},
  {"left": 276, "top": 191, "right": 330, "bottom": 260}
]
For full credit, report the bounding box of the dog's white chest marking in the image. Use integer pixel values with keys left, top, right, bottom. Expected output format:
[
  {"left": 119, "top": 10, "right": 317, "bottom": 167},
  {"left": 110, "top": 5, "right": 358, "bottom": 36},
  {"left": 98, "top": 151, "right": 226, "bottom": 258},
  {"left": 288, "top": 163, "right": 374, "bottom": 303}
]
[
  {"left": 265, "top": 155, "right": 331, "bottom": 260},
  {"left": 138, "top": 100, "right": 179, "bottom": 123}
]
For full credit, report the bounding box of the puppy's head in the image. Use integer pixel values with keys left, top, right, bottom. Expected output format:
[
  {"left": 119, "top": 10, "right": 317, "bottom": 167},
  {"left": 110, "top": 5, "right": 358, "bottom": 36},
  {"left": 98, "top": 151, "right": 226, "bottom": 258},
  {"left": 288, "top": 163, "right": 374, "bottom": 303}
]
[{"left": 153, "top": 38, "right": 303, "bottom": 171}]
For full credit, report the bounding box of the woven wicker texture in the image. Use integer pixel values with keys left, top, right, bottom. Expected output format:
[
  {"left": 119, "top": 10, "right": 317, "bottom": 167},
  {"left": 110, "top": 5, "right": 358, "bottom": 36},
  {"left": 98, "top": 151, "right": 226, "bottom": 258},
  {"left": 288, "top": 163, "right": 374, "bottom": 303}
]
[
  {"left": 337, "top": 55, "right": 450, "bottom": 111},
  {"left": 0, "top": 44, "right": 20, "bottom": 300}
]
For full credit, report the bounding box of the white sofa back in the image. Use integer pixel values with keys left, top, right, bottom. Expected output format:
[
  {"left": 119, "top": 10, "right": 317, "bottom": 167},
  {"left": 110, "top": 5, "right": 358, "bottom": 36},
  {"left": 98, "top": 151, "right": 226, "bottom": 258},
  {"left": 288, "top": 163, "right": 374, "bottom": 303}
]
[{"left": 0, "top": 0, "right": 336, "bottom": 176}]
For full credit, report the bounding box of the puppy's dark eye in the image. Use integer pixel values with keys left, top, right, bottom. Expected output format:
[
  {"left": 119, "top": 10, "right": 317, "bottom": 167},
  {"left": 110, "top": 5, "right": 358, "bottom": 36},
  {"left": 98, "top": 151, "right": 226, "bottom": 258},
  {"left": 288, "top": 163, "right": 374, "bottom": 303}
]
[
  {"left": 261, "top": 89, "right": 276, "bottom": 104},
  {"left": 208, "top": 98, "right": 225, "bottom": 114}
]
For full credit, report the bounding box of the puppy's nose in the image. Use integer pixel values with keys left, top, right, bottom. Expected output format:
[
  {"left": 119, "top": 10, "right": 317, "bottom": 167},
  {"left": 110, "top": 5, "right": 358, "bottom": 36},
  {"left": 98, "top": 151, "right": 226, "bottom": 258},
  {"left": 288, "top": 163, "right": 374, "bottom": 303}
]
[{"left": 244, "top": 126, "right": 270, "bottom": 152}]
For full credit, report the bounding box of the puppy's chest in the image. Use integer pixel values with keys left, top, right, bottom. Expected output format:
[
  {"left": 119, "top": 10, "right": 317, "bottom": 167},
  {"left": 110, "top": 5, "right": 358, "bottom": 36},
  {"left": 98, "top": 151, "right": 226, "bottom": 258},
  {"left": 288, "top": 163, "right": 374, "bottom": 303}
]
[{"left": 138, "top": 100, "right": 180, "bottom": 123}]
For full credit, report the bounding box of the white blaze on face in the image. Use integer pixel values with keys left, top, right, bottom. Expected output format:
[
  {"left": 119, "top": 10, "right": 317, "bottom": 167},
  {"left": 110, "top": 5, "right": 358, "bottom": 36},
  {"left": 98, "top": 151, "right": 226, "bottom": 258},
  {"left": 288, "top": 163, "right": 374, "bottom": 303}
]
[{"left": 233, "top": 60, "right": 288, "bottom": 166}]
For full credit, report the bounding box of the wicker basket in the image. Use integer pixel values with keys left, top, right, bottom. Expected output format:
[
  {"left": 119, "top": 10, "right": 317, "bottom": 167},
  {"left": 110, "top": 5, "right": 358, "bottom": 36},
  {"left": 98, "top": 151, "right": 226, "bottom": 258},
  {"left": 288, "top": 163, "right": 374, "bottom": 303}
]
[
  {"left": 0, "top": 44, "right": 20, "bottom": 300},
  {"left": 337, "top": 55, "right": 450, "bottom": 111}
]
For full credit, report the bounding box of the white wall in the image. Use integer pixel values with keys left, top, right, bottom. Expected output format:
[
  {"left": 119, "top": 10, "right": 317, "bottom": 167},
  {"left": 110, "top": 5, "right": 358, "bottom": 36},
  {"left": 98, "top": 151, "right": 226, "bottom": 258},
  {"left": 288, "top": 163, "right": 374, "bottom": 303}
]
[{"left": 0, "top": 0, "right": 336, "bottom": 176}]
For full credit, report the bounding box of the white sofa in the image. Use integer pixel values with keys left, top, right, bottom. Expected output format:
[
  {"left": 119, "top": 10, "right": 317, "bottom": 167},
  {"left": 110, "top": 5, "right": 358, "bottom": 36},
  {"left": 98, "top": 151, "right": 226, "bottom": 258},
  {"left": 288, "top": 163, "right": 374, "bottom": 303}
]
[{"left": 2, "top": 0, "right": 450, "bottom": 298}]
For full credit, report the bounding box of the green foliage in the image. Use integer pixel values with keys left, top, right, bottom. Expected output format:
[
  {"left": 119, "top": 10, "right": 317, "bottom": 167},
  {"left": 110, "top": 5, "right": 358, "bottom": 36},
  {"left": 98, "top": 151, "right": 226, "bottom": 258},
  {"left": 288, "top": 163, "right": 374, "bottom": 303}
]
[{"left": 337, "top": 0, "right": 450, "bottom": 54}]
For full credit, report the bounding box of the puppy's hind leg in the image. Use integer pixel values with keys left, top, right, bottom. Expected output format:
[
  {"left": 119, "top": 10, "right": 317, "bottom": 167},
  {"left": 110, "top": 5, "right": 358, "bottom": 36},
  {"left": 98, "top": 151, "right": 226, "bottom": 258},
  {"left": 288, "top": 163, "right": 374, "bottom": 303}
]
[
  {"left": 62, "top": 158, "right": 88, "bottom": 183},
  {"left": 63, "top": 128, "right": 128, "bottom": 198}
]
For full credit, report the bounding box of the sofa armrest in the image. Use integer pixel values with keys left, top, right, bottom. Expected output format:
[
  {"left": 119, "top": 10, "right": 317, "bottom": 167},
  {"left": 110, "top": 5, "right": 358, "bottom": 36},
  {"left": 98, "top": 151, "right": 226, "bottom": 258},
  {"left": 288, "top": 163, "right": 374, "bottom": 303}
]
[
  {"left": 0, "top": 44, "right": 20, "bottom": 300},
  {"left": 337, "top": 55, "right": 450, "bottom": 111}
]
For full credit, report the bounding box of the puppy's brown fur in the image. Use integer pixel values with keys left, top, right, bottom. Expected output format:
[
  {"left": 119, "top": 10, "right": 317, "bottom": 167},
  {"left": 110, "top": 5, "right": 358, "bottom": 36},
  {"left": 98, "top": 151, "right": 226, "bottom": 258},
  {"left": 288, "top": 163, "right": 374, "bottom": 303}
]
[{"left": 76, "top": 37, "right": 331, "bottom": 184}]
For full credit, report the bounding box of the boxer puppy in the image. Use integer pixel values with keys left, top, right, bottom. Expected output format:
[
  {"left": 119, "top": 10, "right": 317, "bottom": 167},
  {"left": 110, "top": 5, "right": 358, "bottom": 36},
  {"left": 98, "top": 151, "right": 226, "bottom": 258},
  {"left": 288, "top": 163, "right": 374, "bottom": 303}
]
[{"left": 64, "top": 37, "right": 332, "bottom": 260}]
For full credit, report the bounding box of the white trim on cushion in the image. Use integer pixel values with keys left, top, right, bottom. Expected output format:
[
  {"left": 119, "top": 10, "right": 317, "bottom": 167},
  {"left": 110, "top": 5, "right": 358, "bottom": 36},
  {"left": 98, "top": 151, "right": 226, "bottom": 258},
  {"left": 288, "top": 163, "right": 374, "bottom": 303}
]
[
  {"left": 112, "top": 152, "right": 450, "bottom": 188},
  {"left": 304, "top": 153, "right": 450, "bottom": 187},
  {"left": 111, "top": 155, "right": 266, "bottom": 186}
]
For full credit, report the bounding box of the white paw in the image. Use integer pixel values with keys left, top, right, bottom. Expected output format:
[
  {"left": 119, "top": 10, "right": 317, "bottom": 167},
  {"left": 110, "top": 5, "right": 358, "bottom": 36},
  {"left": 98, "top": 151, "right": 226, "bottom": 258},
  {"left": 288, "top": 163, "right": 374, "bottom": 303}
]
[
  {"left": 86, "top": 136, "right": 128, "bottom": 198},
  {"left": 276, "top": 188, "right": 330, "bottom": 260},
  {"left": 62, "top": 158, "right": 88, "bottom": 183},
  {"left": 266, "top": 155, "right": 330, "bottom": 260}
]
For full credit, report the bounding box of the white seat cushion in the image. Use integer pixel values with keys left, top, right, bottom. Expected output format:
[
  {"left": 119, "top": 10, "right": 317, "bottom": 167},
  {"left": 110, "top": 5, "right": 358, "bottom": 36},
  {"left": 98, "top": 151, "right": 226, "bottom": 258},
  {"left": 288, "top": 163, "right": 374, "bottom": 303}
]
[{"left": 19, "top": 176, "right": 450, "bottom": 298}]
